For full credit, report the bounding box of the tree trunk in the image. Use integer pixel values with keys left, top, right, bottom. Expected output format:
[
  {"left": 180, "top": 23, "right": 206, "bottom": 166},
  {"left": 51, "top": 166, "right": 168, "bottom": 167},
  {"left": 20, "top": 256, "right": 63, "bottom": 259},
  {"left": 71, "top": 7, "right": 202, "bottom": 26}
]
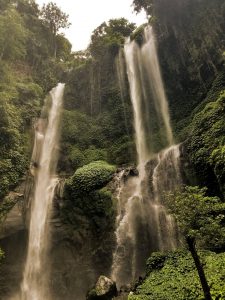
[
  {"left": 53, "top": 25, "right": 57, "bottom": 59},
  {"left": 186, "top": 236, "right": 212, "bottom": 300},
  {"left": 54, "top": 35, "right": 57, "bottom": 59}
]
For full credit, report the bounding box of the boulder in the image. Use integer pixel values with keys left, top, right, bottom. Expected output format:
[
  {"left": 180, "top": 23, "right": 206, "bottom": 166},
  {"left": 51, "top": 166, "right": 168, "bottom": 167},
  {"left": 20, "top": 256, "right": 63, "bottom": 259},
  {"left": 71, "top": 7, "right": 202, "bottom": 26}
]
[{"left": 87, "top": 276, "right": 118, "bottom": 300}]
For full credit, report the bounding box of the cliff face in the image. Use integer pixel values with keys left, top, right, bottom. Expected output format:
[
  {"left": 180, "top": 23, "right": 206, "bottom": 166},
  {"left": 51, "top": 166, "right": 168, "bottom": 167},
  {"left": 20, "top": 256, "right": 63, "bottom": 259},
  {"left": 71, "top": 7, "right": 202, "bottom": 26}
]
[
  {"left": 152, "top": 0, "right": 225, "bottom": 134},
  {"left": 62, "top": 0, "right": 225, "bottom": 185},
  {"left": 60, "top": 20, "right": 137, "bottom": 174},
  {"left": 145, "top": 0, "right": 225, "bottom": 195},
  {"left": 59, "top": 7, "right": 225, "bottom": 295},
  {"left": 0, "top": 1, "right": 70, "bottom": 201}
]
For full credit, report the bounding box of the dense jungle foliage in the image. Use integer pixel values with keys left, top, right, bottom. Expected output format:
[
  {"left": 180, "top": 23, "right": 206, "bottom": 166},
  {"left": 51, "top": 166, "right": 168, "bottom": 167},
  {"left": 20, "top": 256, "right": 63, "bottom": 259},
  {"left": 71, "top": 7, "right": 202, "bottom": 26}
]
[
  {"left": 0, "top": 0, "right": 72, "bottom": 199},
  {"left": 60, "top": 18, "right": 137, "bottom": 175},
  {"left": 0, "top": 0, "right": 225, "bottom": 299},
  {"left": 129, "top": 251, "right": 225, "bottom": 300}
]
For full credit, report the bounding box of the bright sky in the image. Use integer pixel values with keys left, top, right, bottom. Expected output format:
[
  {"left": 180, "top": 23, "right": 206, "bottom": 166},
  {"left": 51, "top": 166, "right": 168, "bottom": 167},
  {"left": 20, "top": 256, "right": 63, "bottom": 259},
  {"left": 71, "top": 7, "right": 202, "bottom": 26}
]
[{"left": 36, "top": 0, "right": 146, "bottom": 51}]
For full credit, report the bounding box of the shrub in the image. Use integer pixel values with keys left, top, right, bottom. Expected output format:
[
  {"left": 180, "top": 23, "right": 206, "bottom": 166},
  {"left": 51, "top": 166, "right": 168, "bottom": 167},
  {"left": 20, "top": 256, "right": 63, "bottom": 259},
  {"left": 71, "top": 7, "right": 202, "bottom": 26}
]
[
  {"left": 146, "top": 252, "right": 167, "bottom": 275},
  {"left": 129, "top": 251, "right": 225, "bottom": 300},
  {"left": 83, "top": 147, "right": 107, "bottom": 165},
  {"left": 68, "top": 147, "right": 86, "bottom": 170},
  {"left": 65, "top": 161, "right": 116, "bottom": 196}
]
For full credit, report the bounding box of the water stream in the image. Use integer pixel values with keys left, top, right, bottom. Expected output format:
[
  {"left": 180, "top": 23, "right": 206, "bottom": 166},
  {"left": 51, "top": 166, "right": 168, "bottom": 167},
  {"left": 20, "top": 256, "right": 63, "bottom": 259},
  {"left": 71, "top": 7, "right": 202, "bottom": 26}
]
[
  {"left": 111, "top": 26, "right": 181, "bottom": 286},
  {"left": 18, "top": 83, "right": 64, "bottom": 300}
]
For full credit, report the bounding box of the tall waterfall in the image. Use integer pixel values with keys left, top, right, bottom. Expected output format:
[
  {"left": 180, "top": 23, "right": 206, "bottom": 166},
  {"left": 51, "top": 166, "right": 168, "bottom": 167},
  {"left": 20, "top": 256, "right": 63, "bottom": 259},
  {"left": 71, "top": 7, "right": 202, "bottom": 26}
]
[
  {"left": 20, "top": 83, "right": 64, "bottom": 300},
  {"left": 111, "top": 26, "right": 181, "bottom": 286}
]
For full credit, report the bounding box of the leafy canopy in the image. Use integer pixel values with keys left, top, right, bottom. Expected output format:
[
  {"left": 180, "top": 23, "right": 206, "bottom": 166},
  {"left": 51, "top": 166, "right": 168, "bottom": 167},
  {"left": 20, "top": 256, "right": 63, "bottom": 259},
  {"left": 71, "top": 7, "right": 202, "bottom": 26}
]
[
  {"left": 132, "top": 0, "right": 153, "bottom": 16},
  {"left": 165, "top": 186, "right": 225, "bottom": 251},
  {"left": 89, "top": 18, "right": 135, "bottom": 58},
  {"left": 40, "top": 2, "right": 71, "bottom": 36},
  {"left": 0, "top": 8, "right": 27, "bottom": 61}
]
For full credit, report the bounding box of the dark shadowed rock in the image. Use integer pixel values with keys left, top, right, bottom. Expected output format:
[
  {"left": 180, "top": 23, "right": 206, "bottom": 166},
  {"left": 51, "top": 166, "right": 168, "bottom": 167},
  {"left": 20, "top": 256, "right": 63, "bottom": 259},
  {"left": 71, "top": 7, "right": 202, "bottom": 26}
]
[
  {"left": 123, "top": 166, "right": 138, "bottom": 180},
  {"left": 87, "top": 275, "right": 118, "bottom": 300}
]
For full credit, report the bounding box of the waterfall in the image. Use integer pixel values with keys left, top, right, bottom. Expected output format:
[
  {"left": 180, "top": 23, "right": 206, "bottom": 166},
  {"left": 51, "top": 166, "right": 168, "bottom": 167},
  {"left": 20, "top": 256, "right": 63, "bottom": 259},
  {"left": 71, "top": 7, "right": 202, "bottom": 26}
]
[
  {"left": 116, "top": 49, "right": 129, "bottom": 135},
  {"left": 111, "top": 26, "right": 181, "bottom": 287},
  {"left": 141, "top": 26, "right": 174, "bottom": 146},
  {"left": 19, "top": 83, "right": 65, "bottom": 300},
  {"left": 151, "top": 145, "right": 181, "bottom": 251}
]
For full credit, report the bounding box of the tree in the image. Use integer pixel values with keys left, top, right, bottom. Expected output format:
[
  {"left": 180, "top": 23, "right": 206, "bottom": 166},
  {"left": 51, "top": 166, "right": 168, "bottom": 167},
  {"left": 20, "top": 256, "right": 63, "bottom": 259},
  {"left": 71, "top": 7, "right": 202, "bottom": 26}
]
[
  {"left": 89, "top": 18, "right": 135, "bottom": 58},
  {"left": 16, "top": 0, "right": 39, "bottom": 17},
  {"left": 0, "top": 8, "right": 27, "bottom": 61},
  {"left": 132, "top": 0, "right": 153, "bottom": 16},
  {"left": 132, "top": 0, "right": 189, "bottom": 25},
  {"left": 40, "top": 2, "right": 71, "bottom": 57},
  {"left": 211, "top": 145, "right": 225, "bottom": 194},
  {"left": 0, "top": 0, "right": 11, "bottom": 11},
  {"left": 55, "top": 34, "right": 72, "bottom": 61},
  {"left": 166, "top": 186, "right": 225, "bottom": 300}
]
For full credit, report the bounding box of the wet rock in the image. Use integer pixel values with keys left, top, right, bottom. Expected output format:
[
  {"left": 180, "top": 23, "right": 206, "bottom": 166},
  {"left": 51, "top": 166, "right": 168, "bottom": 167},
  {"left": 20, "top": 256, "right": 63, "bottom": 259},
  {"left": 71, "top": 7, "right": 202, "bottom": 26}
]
[
  {"left": 119, "top": 284, "right": 131, "bottom": 293},
  {"left": 123, "top": 166, "right": 138, "bottom": 179},
  {"left": 114, "top": 295, "right": 128, "bottom": 300},
  {"left": 87, "top": 275, "right": 118, "bottom": 300},
  {"left": 0, "top": 192, "right": 25, "bottom": 239}
]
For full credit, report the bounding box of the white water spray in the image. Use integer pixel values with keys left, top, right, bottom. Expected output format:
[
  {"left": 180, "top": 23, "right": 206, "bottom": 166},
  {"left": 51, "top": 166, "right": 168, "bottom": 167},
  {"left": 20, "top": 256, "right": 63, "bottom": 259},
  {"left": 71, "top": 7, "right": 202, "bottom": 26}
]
[
  {"left": 111, "top": 26, "right": 181, "bottom": 286},
  {"left": 142, "top": 26, "right": 174, "bottom": 146},
  {"left": 20, "top": 83, "right": 64, "bottom": 300}
]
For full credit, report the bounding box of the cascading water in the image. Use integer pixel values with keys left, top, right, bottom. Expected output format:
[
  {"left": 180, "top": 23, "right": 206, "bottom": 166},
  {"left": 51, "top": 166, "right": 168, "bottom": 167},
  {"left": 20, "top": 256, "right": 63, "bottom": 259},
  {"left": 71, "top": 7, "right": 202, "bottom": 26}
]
[
  {"left": 141, "top": 26, "right": 174, "bottom": 146},
  {"left": 111, "top": 26, "right": 181, "bottom": 286},
  {"left": 18, "top": 83, "right": 65, "bottom": 300},
  {"left": 151, "top": 145, "right": 181, "bottom": 251},
  {"left": 116, "top": 49, "right": 129, "bottom": 135}
]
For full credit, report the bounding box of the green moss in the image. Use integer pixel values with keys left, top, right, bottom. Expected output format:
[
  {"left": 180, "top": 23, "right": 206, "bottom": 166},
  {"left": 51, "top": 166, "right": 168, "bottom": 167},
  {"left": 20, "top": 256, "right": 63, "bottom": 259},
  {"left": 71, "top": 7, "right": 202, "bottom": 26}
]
[
  {"left": 187, "top": 91, "right": 225, "bottom": 195},
  {"left": 0, "top": 195, "right": 19, "bottom": 223}
]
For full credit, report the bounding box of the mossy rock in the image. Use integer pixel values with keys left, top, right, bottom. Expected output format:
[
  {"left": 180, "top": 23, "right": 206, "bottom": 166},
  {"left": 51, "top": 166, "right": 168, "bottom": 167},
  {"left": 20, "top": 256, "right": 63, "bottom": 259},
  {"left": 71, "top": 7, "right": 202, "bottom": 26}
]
[
  {"left": 65, "top": 161, "right": 116, "bottom": 196},
  {"left": 130, "top": 24, "right": 147, "bottom": 46},
  {"left": 87, "top": 276, "right": 118, "bottom": 300}
]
